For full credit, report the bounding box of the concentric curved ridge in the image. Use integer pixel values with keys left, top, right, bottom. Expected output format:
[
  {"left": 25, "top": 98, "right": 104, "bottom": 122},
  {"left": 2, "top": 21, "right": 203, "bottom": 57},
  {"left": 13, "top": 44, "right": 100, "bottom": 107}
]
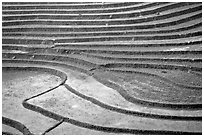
[{"left": 2, "top": 2, "right": 202, "bottom": 135}]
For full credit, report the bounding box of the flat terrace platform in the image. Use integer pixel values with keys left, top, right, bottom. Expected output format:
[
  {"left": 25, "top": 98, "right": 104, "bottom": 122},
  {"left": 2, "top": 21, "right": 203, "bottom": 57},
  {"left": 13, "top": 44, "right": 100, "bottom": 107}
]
[{"left": 2, "top": 2, "right": 202, "bottom": 135}]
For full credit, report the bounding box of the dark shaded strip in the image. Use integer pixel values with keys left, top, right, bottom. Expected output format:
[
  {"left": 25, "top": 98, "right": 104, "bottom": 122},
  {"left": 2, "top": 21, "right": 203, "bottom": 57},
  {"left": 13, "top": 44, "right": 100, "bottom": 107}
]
[
  {"left": 2, "top": 117, "right": 33, "bottom": 135},
  {"left": 69, "top": 50, "right": 201, "bottom": 56},
  {"left": 2, "top": 2, "right": 143, "bottom": 11},
  {"left": 2, "top": 131, "right": 14, "bottom": 135},
  {"left": 3, "top": 5, "right": 201, "bottom": 29},
  {"left": 2, "top": 2, "right": 141, "bottom": 5},
  {"left": 2, "top": 59, "right": 93, "bottom": 75},
  {"left": 2, "top": 52, "right": 201, "bottom": 75},
  {"left": 2, "top": 3, "right": 200, "bottom": 21},
  {"left": 22, "top": 99, "right": 201, "bottom": 135},
  {"left": 2, "top": 9, "right": 201, "bottom": 27},
  {"left": 93, "top": 75, "right": 201, "bottom": 110},
  {"left": 54, "top": 40, "right": 201, "bottom": 48},
  {"left": 83, "top": 53, "right": 201, "bottom": 63},
  {"left": 3, "top": 3, "right": 196, "bottom": 15},
  {"left": 102, "top": 63, "right": 202, "bottom": 72},
  {"left": 53, "top": 31, "right": 202, "bottom": 43},
  {"left": 41, "top": 119, "right": 64, "bottom": 135},
  {"left": 2, "top": 3, "right": 166, "bottom": 14},
  {"left": 2, "top": 22, "right": 201, "bottom": 37},
  {"left": 2, "top": 13, "right": 201, "bottom": 32},
  {"left": 2, "top": 52, "right": 96, "bottom": 68},
  {"left": 2, "top": 46, "right": 202, "bottom": 56},
  {"left": 2, "top": 40, "right": 202, "bottom": 49},
  {"left": 2, "top": 31, "right": 202, "bottom": 44},
  {"left": 63, "top": 84, "right": 201, "bottom": 120},
  {"left": 108, "top": 69, "right": 202, "bottom": 88},
  {"left": 2, "top": 2, "right": 143, "bottom": 10}
]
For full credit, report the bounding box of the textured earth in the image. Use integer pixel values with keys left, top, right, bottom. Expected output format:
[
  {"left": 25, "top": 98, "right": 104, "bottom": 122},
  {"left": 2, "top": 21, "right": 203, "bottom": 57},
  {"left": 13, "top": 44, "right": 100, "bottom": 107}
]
[{"left": 2, "top": 2, "right": 202, "bottom": 135}]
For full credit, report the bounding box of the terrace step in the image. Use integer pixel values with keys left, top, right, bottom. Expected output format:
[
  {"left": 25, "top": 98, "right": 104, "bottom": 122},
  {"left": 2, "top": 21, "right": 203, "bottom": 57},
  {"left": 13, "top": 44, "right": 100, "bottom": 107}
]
[{"left": 2, "top": 2, "right": 202, "bottom": 135}]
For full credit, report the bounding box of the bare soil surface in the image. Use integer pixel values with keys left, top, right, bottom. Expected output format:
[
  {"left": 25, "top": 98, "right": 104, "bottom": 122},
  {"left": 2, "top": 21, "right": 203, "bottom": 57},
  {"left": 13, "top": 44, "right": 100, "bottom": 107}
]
[
  {"left": 2, "top": 2, "right": 202, "bottom": 135},
  {"left": 2, "top": 124, "right": 23, "bottom": 135},
  {"left": 28, "top": 86, "right": 201, "bottom": 132},
  {"left": 2, "top": 69, "right": 61, "bottom": 134},
  {"left": 46, "top": 122, "right": 115, "bottom": 135},
  {"left": 2, "top": 65, "right": 201, "bottom": 134}
]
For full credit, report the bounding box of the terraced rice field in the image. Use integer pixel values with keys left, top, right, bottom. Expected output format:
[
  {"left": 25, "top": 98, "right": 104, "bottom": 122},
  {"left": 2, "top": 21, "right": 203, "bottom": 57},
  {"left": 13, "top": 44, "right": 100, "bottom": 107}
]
[{"left": 2, "top": 2, "right": 202, "bottom": 135}]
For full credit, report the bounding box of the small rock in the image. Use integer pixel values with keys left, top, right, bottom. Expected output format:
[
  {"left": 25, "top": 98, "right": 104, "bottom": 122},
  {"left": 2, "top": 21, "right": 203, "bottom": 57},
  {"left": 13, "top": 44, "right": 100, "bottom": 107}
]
[
  {"left": 30, "top": 55, "right": 35, "bottom": 59},
  {"left": 12, "top": 56, "right": 16, "bottom": 59},
  {"left": 109, "top": 15, "right": 112, "bottom": 18},
  {"left": 132, "top": 37, "right": 135, "bottom": 41}
]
